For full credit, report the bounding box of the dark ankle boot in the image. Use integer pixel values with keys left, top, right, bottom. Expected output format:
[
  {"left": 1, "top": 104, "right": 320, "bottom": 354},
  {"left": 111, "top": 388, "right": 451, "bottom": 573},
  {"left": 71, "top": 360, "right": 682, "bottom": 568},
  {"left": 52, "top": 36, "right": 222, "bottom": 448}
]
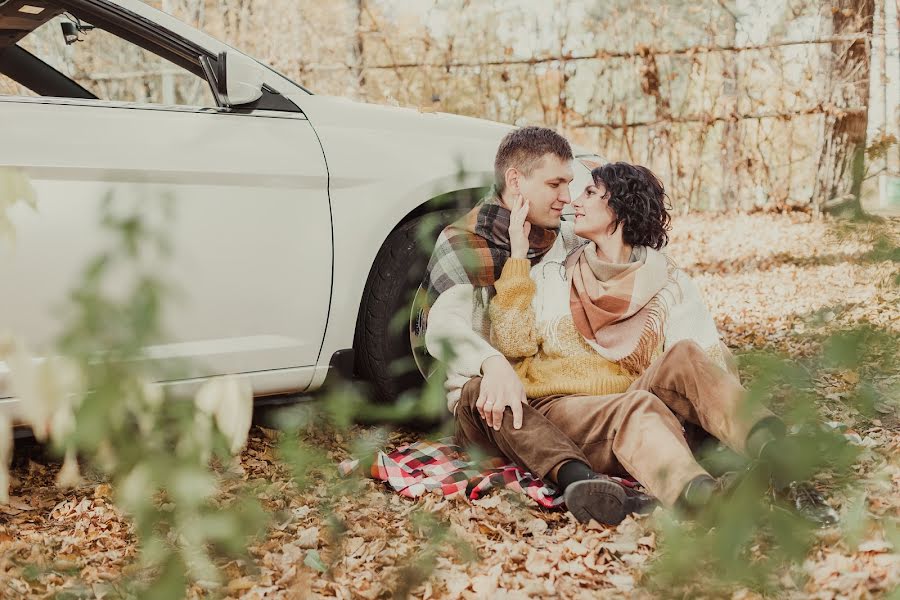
[{"left": 564, "top": 474, "right": 630, "bottom": 525}]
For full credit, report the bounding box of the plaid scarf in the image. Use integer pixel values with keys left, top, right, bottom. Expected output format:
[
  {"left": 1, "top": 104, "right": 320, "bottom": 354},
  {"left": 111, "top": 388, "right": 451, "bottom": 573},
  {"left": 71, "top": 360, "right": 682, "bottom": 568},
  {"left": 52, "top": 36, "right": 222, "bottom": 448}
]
[
  {"left": 567, "top": 243, "right": 676, "bottom": 376},
  {"left": 423, "top": 193, "right": 558, "bottom": 297},
  {"left": 411, "top": 193, "right": 557, "bottom": 372}
]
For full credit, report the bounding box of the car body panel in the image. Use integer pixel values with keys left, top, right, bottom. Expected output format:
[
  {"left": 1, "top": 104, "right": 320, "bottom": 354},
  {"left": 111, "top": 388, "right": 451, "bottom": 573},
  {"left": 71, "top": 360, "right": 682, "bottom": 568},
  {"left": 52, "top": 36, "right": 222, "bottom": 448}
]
[{"left": 0, "top": 97, "right": 332, "bottom": 399}]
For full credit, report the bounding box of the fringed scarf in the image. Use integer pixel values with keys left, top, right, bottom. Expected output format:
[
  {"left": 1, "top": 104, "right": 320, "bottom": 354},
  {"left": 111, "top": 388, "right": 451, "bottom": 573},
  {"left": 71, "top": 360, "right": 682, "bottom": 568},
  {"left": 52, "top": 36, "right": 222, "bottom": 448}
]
[{"left": 566, "top": 244, "right": 677, "bottom": 376}]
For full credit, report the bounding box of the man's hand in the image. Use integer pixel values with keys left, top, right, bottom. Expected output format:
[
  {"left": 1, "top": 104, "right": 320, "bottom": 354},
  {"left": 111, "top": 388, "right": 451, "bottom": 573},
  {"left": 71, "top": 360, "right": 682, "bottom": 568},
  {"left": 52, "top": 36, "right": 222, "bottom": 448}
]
[
  {"left": 508, "top": 194, "right": 531, "bottom": 260},
  {"left": 476, "top": 355, "right": 525, "bottom": 430}
]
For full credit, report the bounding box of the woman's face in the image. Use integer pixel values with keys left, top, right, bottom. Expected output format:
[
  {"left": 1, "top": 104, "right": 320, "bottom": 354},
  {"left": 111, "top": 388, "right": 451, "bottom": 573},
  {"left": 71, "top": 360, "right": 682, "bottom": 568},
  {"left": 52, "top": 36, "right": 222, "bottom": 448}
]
[{"left": 572, "top": 180, "right": 617, "bottom": 239}]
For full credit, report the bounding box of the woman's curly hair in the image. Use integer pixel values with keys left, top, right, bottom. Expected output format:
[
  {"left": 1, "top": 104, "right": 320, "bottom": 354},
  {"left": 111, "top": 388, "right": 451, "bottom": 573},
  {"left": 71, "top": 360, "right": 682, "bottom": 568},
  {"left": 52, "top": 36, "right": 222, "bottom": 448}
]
[{"left": 591, "top": 162, "right": 672, "bottom": 250}]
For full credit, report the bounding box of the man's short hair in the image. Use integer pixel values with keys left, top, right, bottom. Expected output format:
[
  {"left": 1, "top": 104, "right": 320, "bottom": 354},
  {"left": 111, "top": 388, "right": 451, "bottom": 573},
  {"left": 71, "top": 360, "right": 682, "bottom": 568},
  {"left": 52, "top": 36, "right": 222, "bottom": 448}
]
[{"left": 494, "top": 126, "right": 573, "bottom": 195}]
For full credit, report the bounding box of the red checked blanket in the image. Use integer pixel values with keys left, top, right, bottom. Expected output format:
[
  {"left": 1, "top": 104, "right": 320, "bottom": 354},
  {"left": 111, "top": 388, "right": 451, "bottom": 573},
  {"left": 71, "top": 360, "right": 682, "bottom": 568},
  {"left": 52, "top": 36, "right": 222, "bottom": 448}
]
[{"left": 338, "top": 439, "right": 640, "bottom": 509}]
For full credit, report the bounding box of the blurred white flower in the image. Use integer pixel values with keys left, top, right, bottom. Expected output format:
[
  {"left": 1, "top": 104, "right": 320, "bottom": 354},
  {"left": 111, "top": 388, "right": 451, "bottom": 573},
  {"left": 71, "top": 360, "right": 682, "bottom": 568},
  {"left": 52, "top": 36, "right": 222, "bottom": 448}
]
[
  {"left": 55, "top": 447, "right": 81, "bottom": 488},
  {"left": 0, "top": 412, "right": 12, "bottom": 503},
  {"left": 130, "top": 380, "right": 164, "bottom": 436},
  {"left": 142, "top": 380, "right": 164, "bottom": 408},
  {"left": 95, "top": 439, "right": 118, "bottom": 473},
  {"left": 193, "top": 378, "right": 218, "bottom": 416},
  {"left": 50, "top": 401, "right": 77, "bottom": 447},
  {"left": 117, "top": 464, "right": 152, "bottom": 513},
  {"left": 194, "top": 376, "right": 253, "bottom": 455},
  {"left": 188, "top": 407, "right": 214, "bottom": 463},
  {"left": 6, "top": 341, "right": 83, "bottom": 443}
]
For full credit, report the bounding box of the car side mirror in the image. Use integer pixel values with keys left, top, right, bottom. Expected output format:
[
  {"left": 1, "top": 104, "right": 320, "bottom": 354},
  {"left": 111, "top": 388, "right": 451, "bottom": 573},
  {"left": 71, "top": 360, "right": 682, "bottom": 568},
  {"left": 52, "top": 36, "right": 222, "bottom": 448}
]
[{"left": 202, "top": 50, "right": 264, "bottom": 108}]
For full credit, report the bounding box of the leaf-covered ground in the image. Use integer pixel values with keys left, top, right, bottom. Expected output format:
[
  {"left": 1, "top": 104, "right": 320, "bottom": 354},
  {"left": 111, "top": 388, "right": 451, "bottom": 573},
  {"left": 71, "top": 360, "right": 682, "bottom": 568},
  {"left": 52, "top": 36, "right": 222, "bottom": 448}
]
[{"left": 1, "top": 213, "right": 898, "bottom": 599}]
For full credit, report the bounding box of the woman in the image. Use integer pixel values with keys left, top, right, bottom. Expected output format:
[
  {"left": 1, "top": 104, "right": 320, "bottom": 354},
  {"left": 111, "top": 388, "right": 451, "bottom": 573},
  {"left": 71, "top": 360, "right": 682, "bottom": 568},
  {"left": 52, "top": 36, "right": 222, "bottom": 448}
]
[
  {"left": 490, "top": 163, "right": 733, "bottom": 397},
  {"left": 488, "top": 162, "right": 836, "bottom": 525}
]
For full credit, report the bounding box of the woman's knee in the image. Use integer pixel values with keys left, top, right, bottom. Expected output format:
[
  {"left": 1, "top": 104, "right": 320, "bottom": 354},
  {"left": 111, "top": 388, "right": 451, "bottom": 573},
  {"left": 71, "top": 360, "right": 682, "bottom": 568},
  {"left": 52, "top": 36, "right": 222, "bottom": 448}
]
[
  {"left": 629, "top": 390, "right": 667, "bottom": 411},
  {"left": 667, "top": 339, "right": 704, "bottom": 361},
  {"left": 622, "top": 391, "right": 682, "bottom": 429}
]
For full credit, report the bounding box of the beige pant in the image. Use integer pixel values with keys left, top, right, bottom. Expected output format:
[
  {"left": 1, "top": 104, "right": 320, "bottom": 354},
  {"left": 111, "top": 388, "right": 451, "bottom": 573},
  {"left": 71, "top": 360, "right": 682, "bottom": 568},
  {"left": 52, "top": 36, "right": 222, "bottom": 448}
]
[{"left": 454, "top": 340, "right": 774, "bottom": 507}]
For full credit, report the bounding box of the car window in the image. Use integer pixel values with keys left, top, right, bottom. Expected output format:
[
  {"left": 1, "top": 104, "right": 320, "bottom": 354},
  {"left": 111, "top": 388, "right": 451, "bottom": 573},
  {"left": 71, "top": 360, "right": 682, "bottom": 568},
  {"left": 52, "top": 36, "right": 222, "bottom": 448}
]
[{"left": 9, "top": 15, "right": 215, "bottom": 107}]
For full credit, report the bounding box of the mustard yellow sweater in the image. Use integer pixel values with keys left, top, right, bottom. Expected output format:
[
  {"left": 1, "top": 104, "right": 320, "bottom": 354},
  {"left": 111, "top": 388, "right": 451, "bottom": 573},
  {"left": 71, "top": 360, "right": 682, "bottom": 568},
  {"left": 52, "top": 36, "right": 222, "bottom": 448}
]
[{"left": 489, "top": 258, "right": 639, "bottom": 398}]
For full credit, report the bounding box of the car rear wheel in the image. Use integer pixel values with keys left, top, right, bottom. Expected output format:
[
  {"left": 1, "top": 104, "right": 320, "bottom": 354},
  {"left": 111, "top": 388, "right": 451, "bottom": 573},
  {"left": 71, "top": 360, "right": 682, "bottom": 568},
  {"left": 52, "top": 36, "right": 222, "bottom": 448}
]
[{"left": 354, "top": 208, "right": 463, "bottom": 405}]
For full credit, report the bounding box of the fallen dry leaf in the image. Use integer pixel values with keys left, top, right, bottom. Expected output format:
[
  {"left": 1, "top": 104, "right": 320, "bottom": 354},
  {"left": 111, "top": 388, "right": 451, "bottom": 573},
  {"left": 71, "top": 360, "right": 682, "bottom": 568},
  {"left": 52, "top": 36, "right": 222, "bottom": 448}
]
[
  {"left": 296, "top": 526, "right": 319, "bottom": 549},
  {"left": 524, "top": 548, "right": 553, "bottom": 576}
]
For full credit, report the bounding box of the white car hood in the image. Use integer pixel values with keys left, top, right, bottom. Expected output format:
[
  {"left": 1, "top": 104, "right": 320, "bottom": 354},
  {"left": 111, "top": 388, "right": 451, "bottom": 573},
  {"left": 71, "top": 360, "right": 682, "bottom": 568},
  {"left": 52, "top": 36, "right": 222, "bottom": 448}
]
[
  {"left": 287, "top": 93, "right": 597, "bottom": 205},
  {"left": 286, "top": 94, "right": 515, "bottom": 143}
]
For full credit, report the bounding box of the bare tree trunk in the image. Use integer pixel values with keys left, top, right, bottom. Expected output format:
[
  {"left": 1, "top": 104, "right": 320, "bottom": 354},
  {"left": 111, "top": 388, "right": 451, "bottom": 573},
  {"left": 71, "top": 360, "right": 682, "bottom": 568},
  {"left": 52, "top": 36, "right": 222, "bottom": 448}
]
[
  {"left": 717, "top": 1, "right": 740, "bottom": 212},
  {"left": 352, "top": 0, "right": 366, "bottom": 99},
  {"left": 885, "top": 0, "right": 900, "bottom": 176},
  {"left": 815, "top": 0, "right": 875, "bottom": 216},
  {"left": 866, "top": 0, "right": 886, "bottom": 180}
]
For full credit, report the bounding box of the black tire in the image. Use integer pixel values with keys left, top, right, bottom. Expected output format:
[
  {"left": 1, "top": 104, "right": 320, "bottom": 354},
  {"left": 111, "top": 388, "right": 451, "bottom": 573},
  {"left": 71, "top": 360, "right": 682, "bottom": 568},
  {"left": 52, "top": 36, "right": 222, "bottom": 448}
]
[{"left": 354, "top": 208, "right": 462, "bottom": 405}]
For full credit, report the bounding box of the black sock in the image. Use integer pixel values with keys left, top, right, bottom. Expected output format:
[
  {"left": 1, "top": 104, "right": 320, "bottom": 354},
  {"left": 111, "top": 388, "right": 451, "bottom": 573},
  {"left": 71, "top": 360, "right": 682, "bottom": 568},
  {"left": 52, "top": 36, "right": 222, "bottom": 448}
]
[{"left": 555, "top": 460, "right": 595, "bottom": 492}]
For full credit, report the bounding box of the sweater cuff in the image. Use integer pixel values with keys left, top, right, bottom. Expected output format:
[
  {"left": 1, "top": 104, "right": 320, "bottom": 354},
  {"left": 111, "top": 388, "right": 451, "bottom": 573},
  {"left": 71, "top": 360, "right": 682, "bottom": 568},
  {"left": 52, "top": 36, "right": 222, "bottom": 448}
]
[{"left": 501, "top": 258, "right": 531, "bottom": 278}]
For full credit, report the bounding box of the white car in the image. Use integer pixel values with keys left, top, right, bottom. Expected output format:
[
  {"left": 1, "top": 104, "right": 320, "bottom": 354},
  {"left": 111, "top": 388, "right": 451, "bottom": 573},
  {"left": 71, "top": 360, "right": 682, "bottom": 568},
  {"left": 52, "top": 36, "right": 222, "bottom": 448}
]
[{"left": 0, "top": 0, "right": 597, "bottom": 420}]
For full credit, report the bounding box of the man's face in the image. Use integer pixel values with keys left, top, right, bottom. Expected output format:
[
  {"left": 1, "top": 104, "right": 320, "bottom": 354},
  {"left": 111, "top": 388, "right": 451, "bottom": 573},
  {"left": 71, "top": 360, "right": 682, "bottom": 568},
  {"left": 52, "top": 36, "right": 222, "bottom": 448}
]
[{"left": 515, "top": 154, "right": 574, "bottom": 229}]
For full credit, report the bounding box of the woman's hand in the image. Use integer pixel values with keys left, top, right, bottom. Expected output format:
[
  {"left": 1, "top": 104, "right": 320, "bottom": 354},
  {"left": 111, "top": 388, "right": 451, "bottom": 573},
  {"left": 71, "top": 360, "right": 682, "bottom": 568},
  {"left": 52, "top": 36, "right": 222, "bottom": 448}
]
[{"left": 508, "top": 194, "right": 531, "bottom": 259}]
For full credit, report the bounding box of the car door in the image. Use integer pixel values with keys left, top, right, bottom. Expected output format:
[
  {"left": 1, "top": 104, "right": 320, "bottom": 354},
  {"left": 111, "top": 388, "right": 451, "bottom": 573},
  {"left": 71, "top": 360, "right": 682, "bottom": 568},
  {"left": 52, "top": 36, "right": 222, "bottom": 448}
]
[{"left": 0, "top": 9, "right": 331, "bottom": 393}]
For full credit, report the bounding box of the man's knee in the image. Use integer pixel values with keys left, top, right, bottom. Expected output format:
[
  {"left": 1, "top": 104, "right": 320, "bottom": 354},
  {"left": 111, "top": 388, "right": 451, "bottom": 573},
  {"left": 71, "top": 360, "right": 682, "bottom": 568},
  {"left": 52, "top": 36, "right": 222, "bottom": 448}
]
[{"left": 456, "top": 377, "right": 483, "bottom": 413}]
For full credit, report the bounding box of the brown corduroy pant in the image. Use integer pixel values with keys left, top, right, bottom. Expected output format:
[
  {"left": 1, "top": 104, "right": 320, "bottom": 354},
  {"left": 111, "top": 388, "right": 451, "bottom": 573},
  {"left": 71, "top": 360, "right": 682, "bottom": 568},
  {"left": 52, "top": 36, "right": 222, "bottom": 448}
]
[{"left": 454, "top": 340, "right": 775, "bottom": 507}]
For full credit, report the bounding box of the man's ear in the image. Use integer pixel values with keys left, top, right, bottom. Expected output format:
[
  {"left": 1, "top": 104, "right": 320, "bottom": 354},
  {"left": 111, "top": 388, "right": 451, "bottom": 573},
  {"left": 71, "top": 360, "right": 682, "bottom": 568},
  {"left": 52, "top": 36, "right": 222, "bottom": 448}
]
[{"left": 504, "top": 167, "right": 519, "bottom": 195}]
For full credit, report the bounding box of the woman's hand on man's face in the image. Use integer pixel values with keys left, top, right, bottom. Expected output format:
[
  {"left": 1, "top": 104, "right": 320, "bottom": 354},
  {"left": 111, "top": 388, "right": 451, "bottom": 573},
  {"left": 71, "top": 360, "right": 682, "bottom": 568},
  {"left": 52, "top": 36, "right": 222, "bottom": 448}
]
[{"left": 509, "top": 194, "right": 531, "bottom": 259}]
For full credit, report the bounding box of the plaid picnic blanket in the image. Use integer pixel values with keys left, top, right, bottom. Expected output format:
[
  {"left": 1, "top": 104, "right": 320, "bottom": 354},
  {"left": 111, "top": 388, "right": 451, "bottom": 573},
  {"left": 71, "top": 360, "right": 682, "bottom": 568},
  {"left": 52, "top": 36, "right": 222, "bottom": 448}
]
[{"left": 339, "top": 439, "right": 639, "bottom": 509}]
